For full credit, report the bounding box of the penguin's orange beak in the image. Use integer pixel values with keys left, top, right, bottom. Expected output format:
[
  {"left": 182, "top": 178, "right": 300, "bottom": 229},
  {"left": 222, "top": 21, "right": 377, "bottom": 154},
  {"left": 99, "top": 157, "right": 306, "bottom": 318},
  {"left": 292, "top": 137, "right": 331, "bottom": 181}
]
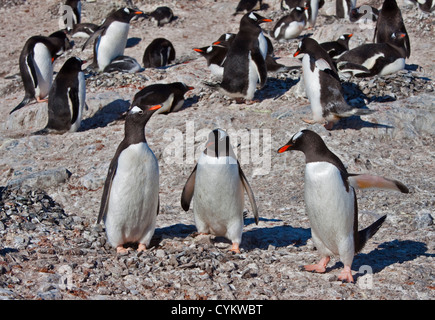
[
  {"left": 261, "top": 18, "right": 272, "bottom": 22},
  {"left": 134, "top": 11, "right": 144, "bottom": 15},
  {"left": 348, "top": 34, "right": 353, "bottom": 38},
  {"left": 213, "top": 41, "right": 221, "bottom": 45},
  {"left": 193, "top": 48, "right": 203, "bottom": 52},
  {"left": 188, "top": 86, "right": 194, "bottom": 90},
  {"left": 277, "top": 144, "right": 292, "bottom": 153},
  {"left": 149, "top": 104, "right": 162, "bottom": 111},
  {"left": 293, "top": 50, "right": 301, "bottom": 57}
]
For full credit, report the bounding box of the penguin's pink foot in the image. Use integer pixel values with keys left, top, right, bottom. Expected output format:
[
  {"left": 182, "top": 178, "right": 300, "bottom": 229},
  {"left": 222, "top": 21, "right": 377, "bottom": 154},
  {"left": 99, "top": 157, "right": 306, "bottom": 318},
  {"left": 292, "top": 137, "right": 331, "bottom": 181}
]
[
  {"left": 230, "top": 243, "right": 241, "bottom": 254},
  {"left": 36, "top": 97, "right": 48, "bottom": 103},
  {"left": 303, "top": 256, "right": 330, "bottom": 273},
  {"left": 116, "top": 245, "right": 130, "bottom": 254},
  {"left": 137, "top": 243, "right": 147, "bottom": 252},
  {"left": 338, "top": 265, "right": 354, "bottom": 283},
  {"left": 302, "top": 118, "right": 317, "bottom": 124}
]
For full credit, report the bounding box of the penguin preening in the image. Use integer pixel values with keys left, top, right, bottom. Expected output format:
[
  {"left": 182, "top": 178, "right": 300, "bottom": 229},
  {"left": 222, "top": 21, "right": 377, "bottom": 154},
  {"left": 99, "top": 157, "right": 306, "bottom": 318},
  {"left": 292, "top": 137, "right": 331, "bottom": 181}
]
[
  {"left": 294, "top": 37, "right": 375, "bottom": 129},
  {"left": 220, "top": 12, "right": 272, "bottom": 103},
  {"left": 181, "top": 128, "right": 259, "bottom": 253},
  {"left": 98, "top": 103, "right": 162, "bottom": 253},
  {"left": 277, "top": 129, "right": 409, "bottom": 283},
  {"left": 11, "top": 31, "right": 71, "bottom": 115},
  {"left": 143, "top": 38, "right": 176, "bottom": 68},
  {"left": 374, "top": 0, "right": 411, "bottom": 58},
  {"left": 43, "top": 57, "right": 86, "bottom": 133},
  {"left": 82, "top": 7, "right": 143, "bottom": 71},
  {"left": 337, "top": 32, "right": 408, "bottom": 77},
  {"left": 131, "top": 82, "right": 194, "bottom": 114}
]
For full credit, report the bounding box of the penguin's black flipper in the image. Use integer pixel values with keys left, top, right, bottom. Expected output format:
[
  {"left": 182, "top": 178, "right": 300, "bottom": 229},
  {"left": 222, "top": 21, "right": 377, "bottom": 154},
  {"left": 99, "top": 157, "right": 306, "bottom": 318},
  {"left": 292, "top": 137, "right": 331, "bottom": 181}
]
[
  {"left": 82, "top": 28, "right": 104, "bottom": 51},
  {"left": 181, "top": 164, "right": 197, "bottom": 211}
]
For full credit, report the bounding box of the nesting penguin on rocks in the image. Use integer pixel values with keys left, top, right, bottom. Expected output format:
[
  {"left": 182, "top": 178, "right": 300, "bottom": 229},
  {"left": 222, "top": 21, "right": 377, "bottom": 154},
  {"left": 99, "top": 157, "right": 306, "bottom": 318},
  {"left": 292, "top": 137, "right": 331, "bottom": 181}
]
[
  {"left": 97, "top": 103, "right": 162, "bottom": 253},
  {"left": 320, "top": 33, "right": 353, "bottom": 60},
  {"left": 277, "top": 129, "right": 409, "bottom": 283},
  {"left": 272, "top": 6, "right": 307, "bottom": 42},
  {"left": 143, "top": 38, "right": 176, "bottom": 68},
  {"left": 181, "top": 129, "right": 259, "bottom": 253}
]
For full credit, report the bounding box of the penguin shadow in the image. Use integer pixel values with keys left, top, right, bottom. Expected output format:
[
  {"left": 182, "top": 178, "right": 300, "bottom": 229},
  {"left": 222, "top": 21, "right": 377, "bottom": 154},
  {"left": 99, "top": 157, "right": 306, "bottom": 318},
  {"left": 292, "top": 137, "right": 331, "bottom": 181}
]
[
  {"left": 254, "top": 77, "right": 299, "bottom": 102},
  {"left": 126, "top": 37, "right": 141, "bottom": 48},
  {"left": 79, "top": 99, "right": 130, "bottom": 131},
  {"left": 150, "top": 223, "right": 197, "bottom": 247},
  {"left": 242, "top": 218, "right": 311, "bottom": 251},
  {"left": 0, "top": 247, "right": 19, "bottom": 256},
  {"left": 328, "top": 239, "right": 434, "bottom": 282},
  {"left": 179, "top": 95, "right": 200, "bottom": 112}
]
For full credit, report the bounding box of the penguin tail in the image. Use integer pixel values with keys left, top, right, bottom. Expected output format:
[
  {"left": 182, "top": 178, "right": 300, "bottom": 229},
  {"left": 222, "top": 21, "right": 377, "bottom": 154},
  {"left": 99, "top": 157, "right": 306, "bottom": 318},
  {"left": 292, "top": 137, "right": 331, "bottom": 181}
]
[
  {"left": 355, "top": 215, "right": 387, "bottom": 253},
  {"left": 10, "top": 96, "right": 32, "bottom": 114}
]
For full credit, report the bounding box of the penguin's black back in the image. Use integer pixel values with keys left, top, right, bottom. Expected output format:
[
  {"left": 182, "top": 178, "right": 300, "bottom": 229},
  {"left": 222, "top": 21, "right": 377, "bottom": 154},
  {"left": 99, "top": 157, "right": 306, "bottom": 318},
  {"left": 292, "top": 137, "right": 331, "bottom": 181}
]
[{"left": 143, "top": 38, "right": 175, "bottom": 68}]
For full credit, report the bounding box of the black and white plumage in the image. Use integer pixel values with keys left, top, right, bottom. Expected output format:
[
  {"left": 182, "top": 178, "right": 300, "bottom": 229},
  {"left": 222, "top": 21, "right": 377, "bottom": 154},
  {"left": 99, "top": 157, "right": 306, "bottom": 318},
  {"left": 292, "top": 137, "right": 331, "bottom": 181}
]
[
  {"left": 131, "top": 82, "right": 193, "bottom": 115},
  {"left": 69, "top": 23, "right": 99, "bottom": 38},
  {"left": 220, "top": 12, "right": 272, "bottom": 103},
  {"left": 148, "top": 6, "right": 174, "bottom": 26},
  {"left": 320, "top": 33, "right": 353, "bottom": 60},
  {"left": 374, "top": 0, "right": 411, "bottom": 58},
  {"left": 11, "top": 31, "right": 71, "bottom": 115},
  {"left": 277, "top": 129, "right": 409, "bottom": 282},
  {"left": 143, "top": 38, "right": 176, "bottom": 68},
  {"left": 194, "top": 44, "right": 228, "bottom": 77},
  {"left": 294, "top": 37, "right": 375, "bottom": 129},
  {"left": 44, "top": 57, "right": 86, "bottom": 133},
  {"left": 337, "top": 32, "right": 408, "bottom": 77},
  {"left": 181, "top": 129, "right": 259, "bottom": 253},
  {"left": 349, "top": 5, "right": 379, "bottom": 23},
  {"left": 98, "top": 103, "right": 162, "bottom": 253},
  {"left": 234, "top": 0, "right": 262, "bottom": 15},
  {"left": 64, "top": 0, "right": 81, "bottom": 29},
  {"left": 281, "top": 0, "right": 305, "bottom": 10},
  {"left": 82, "top": 7, "right": 143, "bottom": 71},
  {"left": 412, "top": 0, "right": 435, "bottom": 12},
  {"left": 272, "top": 7, "right": 307, "bottom": 42},
  {"left": 103, "top": 55, "right": 142, "bottom": 73},
  {"left": 336, "top": 0, "right": 357, "bottom": 19},
  {"left": 306, "top": 0, "right": 322, "bottom": 28}
]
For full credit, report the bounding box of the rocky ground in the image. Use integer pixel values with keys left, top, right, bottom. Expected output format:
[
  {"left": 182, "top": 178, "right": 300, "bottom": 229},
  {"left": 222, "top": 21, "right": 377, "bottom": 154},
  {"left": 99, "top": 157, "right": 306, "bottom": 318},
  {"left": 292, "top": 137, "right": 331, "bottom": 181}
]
[{"left": 0, "top": 0, "right": 434, "bottom": 301}]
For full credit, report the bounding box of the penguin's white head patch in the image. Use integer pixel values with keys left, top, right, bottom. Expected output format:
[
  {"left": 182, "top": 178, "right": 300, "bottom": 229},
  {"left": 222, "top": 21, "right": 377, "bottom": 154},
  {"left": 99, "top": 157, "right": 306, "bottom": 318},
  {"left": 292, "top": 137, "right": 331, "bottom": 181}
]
[
  {"left": 124, "top": 8, "right": 130, "bottom": 14},
  {"left": 130, "top": 106, "right": 143, "bottom": 114},
  {"left": 339, "top": 35, "right": 345, "bottom": 40},
  {"left": 207, "top": 45, "right": 213, "bottom": 53},
  {"left": 249, "top": 12, "right": 257, "bottom": 20},
  {"left": 292, "top": 130, "right": 304, "bottom": 142}
]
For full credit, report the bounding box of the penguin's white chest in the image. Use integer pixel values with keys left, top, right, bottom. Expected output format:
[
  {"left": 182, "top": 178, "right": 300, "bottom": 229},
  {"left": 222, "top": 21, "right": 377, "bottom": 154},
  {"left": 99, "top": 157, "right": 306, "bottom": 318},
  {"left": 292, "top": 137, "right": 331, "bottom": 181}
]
[
  {"left": 302, "top": 54, "right": 323, "bottom": 121},
  {"left": 105, "top": 142, "right": 159, "bottom": 245},
  {"left": 193, "top": 154, "right": 244, "bottom": 239},
  {"left": 247, "top": 51, "right": 260, "bottom": 100},
  {"left": 379, "top": 58, "right": 405, "bottom": 76},
  {"left": 304, "top": 162, "right": 355, "bottom": 253},
  {"left": 97, "top": 21, "right": 129, "bottom": 70},
  {"left": 31, "top": 43, "right": 53, "bottom": 99}
]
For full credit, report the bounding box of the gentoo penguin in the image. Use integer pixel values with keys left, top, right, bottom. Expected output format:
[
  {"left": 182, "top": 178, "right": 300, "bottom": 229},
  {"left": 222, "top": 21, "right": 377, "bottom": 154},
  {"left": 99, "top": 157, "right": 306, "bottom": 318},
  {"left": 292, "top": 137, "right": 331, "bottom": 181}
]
[
  {"left": 336, "top": 0, "right": 356, "bottom": 19},
  {"left": 220, "top": 12, "right": 272, "bottom": 103},
  {"left": 306, "top": 0, "right": 321, "bottom": 28},
  {"left": 131, "top": 82, "right": 194, "bottom": 114},
  {"left": 82, "top": 8, "right": 143, "bottom": 71},
  {"left": 69, "top": 23, "right": 99, "bottom": 38},
  {"left": 44, "top": 57, "right": 86, "bottom": 133},
  {"left": 234, "top": 0, "right": 262, "bottom": 15},
  {"left": 103, "top": 55, "right": 142, "bottom": 73},
  {"left": 181, "top": 128, "right": 259, "bottom": 253},
  {"left": 148, "top": 6, "right": 174, "bottom": 27},
  {"left": 349, "top": 6, "right": 379, "bottom": 23},
  {"left": 98, "top": 103, "right": 162, "bottom": 253},
  {"left": 143, "top": 38, "right": 176, "bottom": 68},
  {"left": 414, "top": 0, "right": 435, "bottom": 12},
  {"left": 193, "top": 45, "right": 228, "bottom": 77},
  {"left": 277, "top": 129, "right": 409, "bottom": 282},
  {"left": 320, "top": 33, "right": 353, "bottom": 60},
  {"left": 272, "top": 7, "right": 307, "bottom": 42},
  {"left": 374, "top": 0, "right": 410, "bottom": 58},
  {"left": 64, "top": 0, "right": 81, "bottom": 30},
  {"left": 11, "top": 32, "right": 71, "bottom": 114},
  {"left": 337, "top": 32, "right": 408, "bottom": 77},
  {"left": 294, "top": 37, "right": 374, "bottom": 129},
  {"left": 281, "top": 0, "right": 305, "bottom": 10}
]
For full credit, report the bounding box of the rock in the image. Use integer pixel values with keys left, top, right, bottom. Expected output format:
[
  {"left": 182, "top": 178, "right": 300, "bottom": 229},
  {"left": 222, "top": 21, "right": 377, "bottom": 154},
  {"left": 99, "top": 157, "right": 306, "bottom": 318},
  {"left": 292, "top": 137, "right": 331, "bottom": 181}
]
[{"left": 7, "top": 167, "right": 72, "bottom": 189}]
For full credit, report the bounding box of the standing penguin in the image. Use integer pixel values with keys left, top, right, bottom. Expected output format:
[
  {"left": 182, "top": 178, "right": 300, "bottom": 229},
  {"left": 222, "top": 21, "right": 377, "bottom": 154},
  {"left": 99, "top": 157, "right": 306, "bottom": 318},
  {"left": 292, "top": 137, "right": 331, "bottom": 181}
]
[
  {"left": 64, "top": 0, "right": 81, "bottom": 30},
  {"left": 294, "top": 37, "right": 374, "bottom": 129},
  {"left": 143, "top": 38, "right": 176, "bottom": 68},
  {"left": 320, "top": 33, "right": 353, "bottom": 60},
  {"left": 306, "top": 0, "right": 321, "bottom": 28},
  {"left": 98, "top": 103, "right": 162, "bottom": 253},
  {"left": 336, "top": 0, "right": 356, "bottom": 19},
  {"left": 44, "top": 57, "right": 86, "bottom": 133},
  {"left": 277, "top": 129, "right": 409, "bottom": 282},
  {"left": 272, "top": 7, "right": 307, "bottom": 42},
  {"left": 132, "top": 82, "right": 194, "bottom": 114},
  {"left": 11, "top": 32, "right": 71, "bottom": 114},
  {"left": 181, "top": 129, "right": 259, "bottom": 253},
  {"left": 82, "top": 8, "right": 144, "bottom": 71},
  {"left": 374, "top": 0, "right": 410, "bottom": 58},
  {"left": 220, "top": 12, "right": 272, "bottom": 103}
]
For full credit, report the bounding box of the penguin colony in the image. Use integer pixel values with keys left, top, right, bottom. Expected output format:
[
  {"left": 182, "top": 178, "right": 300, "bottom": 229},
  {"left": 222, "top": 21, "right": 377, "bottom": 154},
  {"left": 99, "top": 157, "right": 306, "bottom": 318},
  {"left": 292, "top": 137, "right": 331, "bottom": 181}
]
[{"left": 9, "top": 0, "right": 426, "bottom": 283}]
